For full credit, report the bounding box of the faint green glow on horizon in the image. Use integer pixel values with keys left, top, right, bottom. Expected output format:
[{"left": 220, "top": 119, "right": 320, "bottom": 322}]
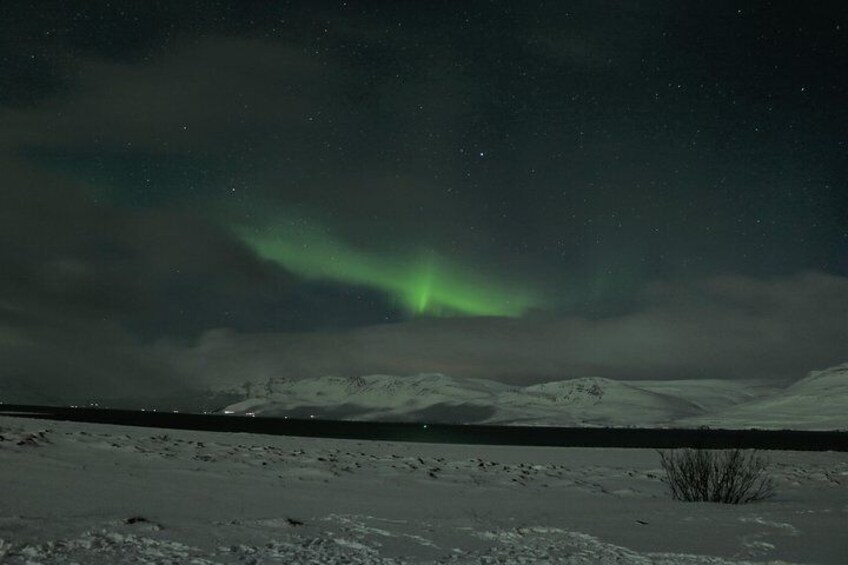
[{"left": 233, "top": 221, "right": 540, "bottom": 317}]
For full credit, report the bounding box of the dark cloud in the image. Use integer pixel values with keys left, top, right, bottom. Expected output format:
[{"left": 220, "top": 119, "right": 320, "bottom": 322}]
[
  {"left": 0, "top": 154, "right": 408, "bottom": 402},
  {"left": 164, "top": 272, "right": 847, "bottom": 388},
  {"left": 6, "top": 257, "right": 843, "bottom": 403},
  {"left": 0, "top": 157, "right": 284, "bottom": 317},
  {"left": 0, "top": 156, "right": 324, "bottom": 402},
  {"left": 0, "top": 315, "right": 173, "bottom": 404}
]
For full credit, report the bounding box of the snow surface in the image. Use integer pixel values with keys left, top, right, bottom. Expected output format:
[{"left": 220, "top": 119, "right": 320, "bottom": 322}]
[
  {"left": 218, "top": 364, "right": 848, "bottom": 430},
  {"left": 0, "top": 415, "right": 845, "bottom": 563}
]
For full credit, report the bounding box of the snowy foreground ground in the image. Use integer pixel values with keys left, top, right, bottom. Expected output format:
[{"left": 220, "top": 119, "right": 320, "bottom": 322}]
[{"left": 0, "top": 416, "right": 845, "bottom": 564}]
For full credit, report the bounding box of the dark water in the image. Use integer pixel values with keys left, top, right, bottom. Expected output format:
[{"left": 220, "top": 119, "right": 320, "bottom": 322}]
[{"left": 1, "top": 404, "right": 845, "bottom": 451}]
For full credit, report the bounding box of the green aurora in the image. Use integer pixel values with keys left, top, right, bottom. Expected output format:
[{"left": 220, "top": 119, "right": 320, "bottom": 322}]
[{"left": 233, "top": 221, "right": 540, "bottom": 317}]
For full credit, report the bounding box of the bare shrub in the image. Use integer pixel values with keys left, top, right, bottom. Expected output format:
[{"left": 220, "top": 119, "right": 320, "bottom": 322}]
[{"left": 657, "top": 447, "right": 775, "bottom": 504}]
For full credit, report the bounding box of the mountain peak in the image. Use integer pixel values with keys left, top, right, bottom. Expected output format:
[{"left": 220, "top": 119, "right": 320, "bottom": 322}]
[{"left": 217, "top": 365, "right": 848, "bottom": 430}]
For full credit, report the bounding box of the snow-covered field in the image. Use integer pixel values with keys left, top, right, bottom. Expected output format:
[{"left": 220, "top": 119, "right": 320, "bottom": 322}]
[
  {"left": 219, "top": 363, "right": 848, "bottom": 431},
  {"left": 0, "top": 416, "right": 845, "bottom": 564}
]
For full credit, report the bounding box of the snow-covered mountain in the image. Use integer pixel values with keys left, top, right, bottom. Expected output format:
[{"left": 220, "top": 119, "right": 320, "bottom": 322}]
[
  {"left": 223, "top": 373, "right": 512, "bottom": 423},
  {"left": 217, "top": 364, "right": 847, "bottom": 430},
  {"left": 677, "top": 363, "right": 848, "bottom": 430},
  {"left": 480, "top": 377, "right": 708, "bottom": 426}
]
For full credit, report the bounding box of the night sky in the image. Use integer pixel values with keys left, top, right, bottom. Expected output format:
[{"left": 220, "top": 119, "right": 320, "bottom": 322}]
[{"left": 1, "top": 1, "right": 846, "bottom": 402}]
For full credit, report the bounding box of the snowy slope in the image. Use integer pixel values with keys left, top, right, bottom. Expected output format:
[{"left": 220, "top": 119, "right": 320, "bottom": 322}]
[
  {"left": 679, "top": 363, "right": 848, "bottom": 431},
  {"left": 223, "top": 373, "right": 694, "bottom": 425},
  {"left": 0, "top": 415, "right": 846, "bottom": 563},
  {"left": 218, "top": 374, "right": 744, "bottom": 427},
  {"left": 224, "top": 373, "right": 512, "bottom": 422},
  {"left": 219, "top": 365, "right": 848, "bottom": 430},
  {"left": 629, "top": 379, "right": 781, "bottom": 414},
  {"left": 488, "top": 377, "right": 706, "bottom": 426}
]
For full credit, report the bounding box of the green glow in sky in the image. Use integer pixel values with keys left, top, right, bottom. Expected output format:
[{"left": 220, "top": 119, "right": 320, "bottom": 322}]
[{"left": 233, "top": 221, "right": 539, "bottom": 317}]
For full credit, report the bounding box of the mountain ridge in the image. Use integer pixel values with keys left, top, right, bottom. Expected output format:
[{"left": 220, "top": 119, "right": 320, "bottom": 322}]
[{"left": 217, "top": 363, "right": 847, "bottom": 430}]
